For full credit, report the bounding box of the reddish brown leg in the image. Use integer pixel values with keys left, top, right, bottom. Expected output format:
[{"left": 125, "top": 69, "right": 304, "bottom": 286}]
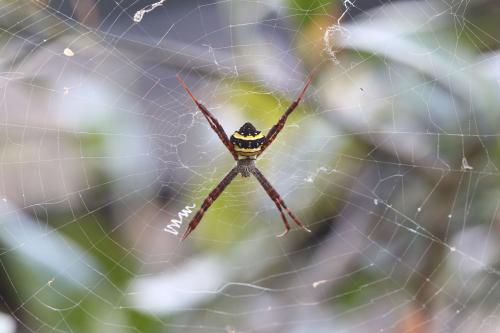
[
  {"left": 272, "top": 201, "right": 291, "bottom": 238},
  {"left": 258, "top": 71, "right": 316, "bottom": 155},
  {"left": 182, "top": 167, "right": 239, "bottom": 240},
  {"left": 276, "top": 197, "right": 311, "bottom": 235},
  {"left": 251, "top": 168, "right": 311, "bottom": 237},
  {"left": 176, "top": 75, "right": 239, "bottom": 160}
]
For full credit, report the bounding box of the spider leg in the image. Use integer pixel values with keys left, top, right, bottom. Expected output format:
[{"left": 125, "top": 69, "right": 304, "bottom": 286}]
[
  {"left": 177, "top": 75, "right": 238, "bottom": 160},
  {"left": 251, "top": 167, "right": 311, "bottom": 237},
  {"left": 266, "top": 196, "right": 290, "bottom": 238},
  {"left": 258, "top": 71, "right": 316, "bottom": 155},
  {"left": 274, "top": 204, "right": 291, "bottom": 238},
  {"left": 182, "top": 167, "right": 239, "bottom": 240}
]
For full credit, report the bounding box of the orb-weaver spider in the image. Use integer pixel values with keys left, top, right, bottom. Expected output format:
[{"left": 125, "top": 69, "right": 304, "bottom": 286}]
[{"left": 177, "top": 73, "right": 314, "bottom": 240}]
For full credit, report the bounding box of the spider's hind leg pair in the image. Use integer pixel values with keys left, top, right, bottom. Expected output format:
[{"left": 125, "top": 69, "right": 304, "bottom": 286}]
[{"left": 176, "top": 73, "right": 314, "bottom": 240}]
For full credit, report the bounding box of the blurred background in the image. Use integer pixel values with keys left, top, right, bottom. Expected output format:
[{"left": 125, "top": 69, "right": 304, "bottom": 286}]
[{"left": 1, "top": 0, "right": 500, "bottom": 332}]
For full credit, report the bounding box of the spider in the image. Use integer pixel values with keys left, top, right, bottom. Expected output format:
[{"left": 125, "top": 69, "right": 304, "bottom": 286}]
[{"left": 176, "top": 73, "right": 315, "bottom": 240}]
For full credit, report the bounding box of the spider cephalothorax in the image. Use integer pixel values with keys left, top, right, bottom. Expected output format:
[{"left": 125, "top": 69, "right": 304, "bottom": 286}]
[{"left": 176, "top": 73, "right": 314, "bottom": 240}]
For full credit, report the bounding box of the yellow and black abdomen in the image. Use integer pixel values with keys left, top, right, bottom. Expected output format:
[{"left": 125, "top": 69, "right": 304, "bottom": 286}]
[{"left": 230, "top": 122, "right": 266, "bottom": 157}]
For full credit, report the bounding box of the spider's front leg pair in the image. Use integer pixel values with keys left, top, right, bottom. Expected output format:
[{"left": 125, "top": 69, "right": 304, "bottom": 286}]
[{"left": 176, "top": 73, "right": 314, "bottom": 240}]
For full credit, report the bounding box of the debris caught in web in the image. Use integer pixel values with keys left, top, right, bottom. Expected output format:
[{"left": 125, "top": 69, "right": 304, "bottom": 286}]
[
  {"left": 461, "top": 156, "right": 473, "bottom": 170},
  {"left": 133, "top": 0, "right": 167, "bottom": 23},
  {"left": 63, "top": 48, "right": 74, "bottom": 57},
  {"left": 323, "top": 0, "right": 356, "bottom": 63},
  {"left": 313, "top": 280, "right": 328, "bottom": 288}
]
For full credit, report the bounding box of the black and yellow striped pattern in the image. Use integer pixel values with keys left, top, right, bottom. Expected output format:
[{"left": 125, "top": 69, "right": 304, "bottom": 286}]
[{"left": 230, "top": 122, "right": 265, "bottom": 157}]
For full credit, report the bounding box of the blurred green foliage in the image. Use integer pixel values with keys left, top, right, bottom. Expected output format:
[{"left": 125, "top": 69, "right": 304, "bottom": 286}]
[
  {"left": 287, "top": 0, "right": 336, "bottom": 24},
  {"left": 333, "top": 270, "right": 382, "bottom": 311}
]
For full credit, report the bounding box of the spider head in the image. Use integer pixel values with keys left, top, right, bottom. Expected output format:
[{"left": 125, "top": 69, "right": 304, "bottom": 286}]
[{"left": 230, "top": 122, "right": 265, "bottom": 158}]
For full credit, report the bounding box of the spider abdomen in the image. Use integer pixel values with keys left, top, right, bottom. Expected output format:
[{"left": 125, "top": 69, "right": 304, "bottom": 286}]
[{"left": 230, "top": 122, "right": 265, "bottom": 157}]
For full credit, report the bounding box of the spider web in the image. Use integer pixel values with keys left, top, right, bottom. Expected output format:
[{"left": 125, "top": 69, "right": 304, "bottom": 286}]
[{"left": 1, "top": 0, "right": 500, "bottom": 332}]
